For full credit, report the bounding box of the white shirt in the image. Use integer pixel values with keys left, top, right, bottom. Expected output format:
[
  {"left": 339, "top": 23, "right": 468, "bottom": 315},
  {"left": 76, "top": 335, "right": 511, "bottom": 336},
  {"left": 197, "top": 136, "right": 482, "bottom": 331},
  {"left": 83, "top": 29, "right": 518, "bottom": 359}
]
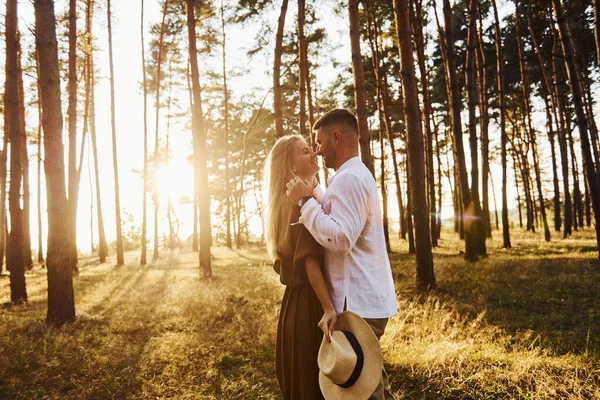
[{"left": 298, "top": 156, "right": 398, "bottom": 319}]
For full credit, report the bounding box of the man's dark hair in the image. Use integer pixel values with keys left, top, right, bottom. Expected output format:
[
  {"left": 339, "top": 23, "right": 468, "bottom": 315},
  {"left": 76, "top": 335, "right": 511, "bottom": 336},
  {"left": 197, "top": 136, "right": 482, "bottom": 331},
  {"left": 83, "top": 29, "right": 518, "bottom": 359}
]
[{"left": 312, "top": 109, "right": 358, "bottom": 133}]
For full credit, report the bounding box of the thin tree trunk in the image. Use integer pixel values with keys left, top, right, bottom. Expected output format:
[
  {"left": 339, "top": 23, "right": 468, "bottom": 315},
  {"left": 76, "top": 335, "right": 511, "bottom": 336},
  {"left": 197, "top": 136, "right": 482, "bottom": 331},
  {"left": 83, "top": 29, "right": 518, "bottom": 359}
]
[
  {"left": 465, "top": 0, "right": 486, "bottom": 257},
  {"left": 492, "top": 0, "right": 510, "bottom": 247},
  {"left": 152, "top": 0, "right": 168, "bottom": 260},
  {"left": 273, "top": 0, "right": 288, "bottom": 138},
  {"left": 187, "top": 0, "right": 212, "bottom": 278},
  {"left": 6, "top": 0, "right": 27, "bottom": 302},
  {"left": 569, "top": 127, "right": 583, "bottom": 230},
  {"left": 365, "top": 3, "right": 390, "bottom": 252},
  {"left": 394, "top": 0, "right": 435, "bottom": 290},
  {"left": 16, "top": 33, "right": 33, "bottom": 271},
  {"left": 552, "top": 35, "right": 572, "bottom": 237},
  {"left": 441, "top": 0, "right": 480, "bottom": 260},
  {"left": 106, "top": 0, "right": 124, "bottom": 266},
  {"left": 221, "top": 2, "right": 232, "bottom": 249},
  {"left": 141, "top": 0, "right": 148, "bottom": 265},
  {"left": 36, "top": 49, "right": 44, "bottom": 264},
  {"left": 298, "top": 0, "right": 308, "bottom": 139},
  {"left": 515, "top": 1, "right": 550, "bottom": 241},
  {"left": 349, "top": 0, "right": 375, "bottom": 176},
  {"left": 89, "top": 44, "right": 107, "bottom": 262},
  {"left": 476, "top": 5, "right": 491, "bottom": 239},
  {"left": 411, "top": 0, "right": 437, "bottom": 247},
  {"left": 68, "top": 0, "right": 79, "bottom": 273},
  {"left": 35, "top": 0, "right": 76, "bottom": 325}
]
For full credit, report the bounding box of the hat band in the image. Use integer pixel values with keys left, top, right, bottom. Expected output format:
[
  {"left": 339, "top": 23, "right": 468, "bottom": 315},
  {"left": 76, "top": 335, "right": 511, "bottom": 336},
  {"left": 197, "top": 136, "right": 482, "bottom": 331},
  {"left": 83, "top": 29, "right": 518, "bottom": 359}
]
[{"left": 335, "top": 330, "right": 364, "bottom": 389}]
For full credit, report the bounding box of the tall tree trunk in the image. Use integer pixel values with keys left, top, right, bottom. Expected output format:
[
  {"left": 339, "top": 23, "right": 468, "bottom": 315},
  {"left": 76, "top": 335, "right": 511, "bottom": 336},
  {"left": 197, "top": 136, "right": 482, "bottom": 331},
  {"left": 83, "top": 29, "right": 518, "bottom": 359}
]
[
  {"left": 476, "top": 6, "right": 491, "bottom": 239},
  {"left": 36, "top": 50, "right": 45, "bottom": 264},
  {"left": 16, "top": 33, "right": 33, "bottom": 271},
  {"left": 552, "top": 35, "right": 572, "bottom": 237},
  {"left": 106, "top": 0, "right": 124, "bottom": 266},
  {"left": 187, "top": 0, "right": 212, "bottom": 278},
  {"left": 152, "top": 0, "right": 168, "bottom": 260},
  {"left": 68, "top": 0, "right": 79, "bottom": 273},
  {"left": 35, "top": 0, "right": 76, "bottom": 325},
  {"left": 273, "top": 0, "right": 288, "bottom": 138},
  {"left": 140, "top": 0, "right": 148, "bottom": 265},
  {"left": 441, "top": 0, "right": 480, "bottom": 260},
  {"left": 89, "top": 44, "right": 108, "bottom": 262},
  {"left": 569, "top": 127, "right": 583, "bottom": 230},
  {"left": 221, "top": 2, "right": 232, "bottom": 250},
  {"left": 394, "top": 0, "right": 435, "bottom": 290},
  {"left": 349, "top": 0, "right": 375, "bottom": 176},
  {"left": 515, "top": 1, "right": 550, "bottom": 241},
  {"left": 465, "top": 0, "right": 486, "bottom": 257},
  {"left": 492, "top": 0, "right": 510, "bottom": 248},
  {"left": 411, "top": 0, "right": 437, "bottom": 247},
  {"left": 6, "top": 0, "right": 27, "bottom": 302},
  {"left": 365, "top": 3, "right": 390, "bottom": 252},
  {"left": 298, "top": 0, "right": 308, "bottom": 139}
]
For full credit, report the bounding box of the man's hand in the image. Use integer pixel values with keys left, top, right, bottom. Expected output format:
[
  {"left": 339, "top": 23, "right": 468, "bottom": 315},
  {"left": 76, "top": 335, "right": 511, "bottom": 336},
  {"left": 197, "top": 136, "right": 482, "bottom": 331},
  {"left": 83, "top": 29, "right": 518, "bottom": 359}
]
[{"left": 286, "top": 176, "right": 313, "bottom": 202}]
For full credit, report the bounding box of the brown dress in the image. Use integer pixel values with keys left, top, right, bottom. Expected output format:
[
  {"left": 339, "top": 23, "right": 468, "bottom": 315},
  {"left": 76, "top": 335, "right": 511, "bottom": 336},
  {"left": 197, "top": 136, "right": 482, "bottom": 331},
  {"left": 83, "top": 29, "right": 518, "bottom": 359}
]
[{"left": 274, "top": 206, "right": 325, "bottom": 400}]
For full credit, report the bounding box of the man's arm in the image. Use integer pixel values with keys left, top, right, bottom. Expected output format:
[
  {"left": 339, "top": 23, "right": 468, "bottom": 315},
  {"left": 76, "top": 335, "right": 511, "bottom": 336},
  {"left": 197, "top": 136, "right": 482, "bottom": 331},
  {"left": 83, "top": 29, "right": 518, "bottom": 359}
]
[{"left": 296, "top": 174, "right": 369, "bottom": 254}]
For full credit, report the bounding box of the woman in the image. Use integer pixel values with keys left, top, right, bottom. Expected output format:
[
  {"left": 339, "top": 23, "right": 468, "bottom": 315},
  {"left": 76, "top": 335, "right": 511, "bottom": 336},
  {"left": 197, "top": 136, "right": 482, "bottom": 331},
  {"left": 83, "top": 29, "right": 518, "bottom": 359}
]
[{"left": 264, "top": 135, "right": 336, "bottom": 400}]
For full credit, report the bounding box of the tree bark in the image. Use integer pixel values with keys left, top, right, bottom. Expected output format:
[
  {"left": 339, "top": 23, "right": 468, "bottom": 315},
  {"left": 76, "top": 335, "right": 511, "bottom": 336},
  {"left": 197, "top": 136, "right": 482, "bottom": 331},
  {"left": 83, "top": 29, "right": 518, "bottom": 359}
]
[
  {"left": 35, "top": 0, "right": 76, "bottom": 324},
  {"left": 394, "top": 0, "right": 435, "bottom": 290},
  {"left": 187, "top": 0, "right": 212, "bottom": 278},
  {"left": 36, "top": 49, "right": 45, "bottom": 264},
  {"left": 349, "top": 0, "right": 375, "bottom": 176}
]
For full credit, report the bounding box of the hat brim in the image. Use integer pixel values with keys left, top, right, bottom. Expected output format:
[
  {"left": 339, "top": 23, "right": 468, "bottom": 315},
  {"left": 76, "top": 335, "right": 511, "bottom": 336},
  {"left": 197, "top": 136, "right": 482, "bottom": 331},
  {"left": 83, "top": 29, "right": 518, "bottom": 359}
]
[{"left": 319, "top": 311, "right": 383, "bottom": 400}]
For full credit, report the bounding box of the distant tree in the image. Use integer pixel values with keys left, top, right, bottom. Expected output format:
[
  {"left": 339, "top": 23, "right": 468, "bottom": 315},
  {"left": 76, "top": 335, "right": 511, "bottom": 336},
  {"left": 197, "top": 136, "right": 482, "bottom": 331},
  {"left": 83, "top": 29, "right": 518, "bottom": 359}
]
[
  {"left": 34, "top": 0, "right": 76, "bottom": 325},
  {"left": 5, "top": 0, "right": 27, "bottom": 302},
  {"left": 106, "top": 0, "right": 124, "bottom": 266}
]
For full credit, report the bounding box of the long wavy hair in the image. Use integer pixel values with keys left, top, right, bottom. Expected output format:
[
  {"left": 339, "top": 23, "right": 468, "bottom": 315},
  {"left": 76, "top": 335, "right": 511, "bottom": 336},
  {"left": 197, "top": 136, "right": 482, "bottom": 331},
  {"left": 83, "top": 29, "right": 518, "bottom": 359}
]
[{"left": 263, "top": 135, "right": 303, "bottom": 260}]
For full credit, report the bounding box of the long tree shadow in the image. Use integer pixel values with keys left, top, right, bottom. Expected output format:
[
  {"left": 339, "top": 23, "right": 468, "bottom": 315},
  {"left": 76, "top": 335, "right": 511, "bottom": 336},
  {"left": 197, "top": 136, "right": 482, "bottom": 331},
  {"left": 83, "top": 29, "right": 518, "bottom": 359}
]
[{"left": 393, "top": 250, "right": 600, "bottom": 358}]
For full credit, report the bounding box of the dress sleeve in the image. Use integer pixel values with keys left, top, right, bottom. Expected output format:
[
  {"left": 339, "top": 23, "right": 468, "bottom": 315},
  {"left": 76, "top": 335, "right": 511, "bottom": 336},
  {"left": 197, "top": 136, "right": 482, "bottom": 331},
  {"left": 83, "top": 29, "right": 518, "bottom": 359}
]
[{"left": 291, "top": 226, "right": 324, "bottom": 275}]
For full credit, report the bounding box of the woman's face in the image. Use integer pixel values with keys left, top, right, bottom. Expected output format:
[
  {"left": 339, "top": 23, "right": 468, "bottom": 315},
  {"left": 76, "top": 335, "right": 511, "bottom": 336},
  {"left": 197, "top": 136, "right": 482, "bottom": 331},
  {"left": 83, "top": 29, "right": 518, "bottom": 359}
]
[{"left": 291, "top": 139, "right": 319, "bottom": 179}]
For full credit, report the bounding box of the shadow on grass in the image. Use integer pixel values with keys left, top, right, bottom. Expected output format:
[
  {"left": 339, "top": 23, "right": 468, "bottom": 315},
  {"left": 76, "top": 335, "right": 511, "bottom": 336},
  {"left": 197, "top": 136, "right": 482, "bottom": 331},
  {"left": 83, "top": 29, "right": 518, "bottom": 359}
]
[{"left": 392, "top": 249, "right": 600, "bottom": 359}]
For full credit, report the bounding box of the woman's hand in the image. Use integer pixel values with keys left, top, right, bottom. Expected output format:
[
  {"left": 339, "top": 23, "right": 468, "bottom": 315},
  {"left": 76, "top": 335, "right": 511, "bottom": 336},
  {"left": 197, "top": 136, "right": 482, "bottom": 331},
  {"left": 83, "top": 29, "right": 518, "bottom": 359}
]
[{"left": 318, "top": 308, "right": 337, "bottom": 343}]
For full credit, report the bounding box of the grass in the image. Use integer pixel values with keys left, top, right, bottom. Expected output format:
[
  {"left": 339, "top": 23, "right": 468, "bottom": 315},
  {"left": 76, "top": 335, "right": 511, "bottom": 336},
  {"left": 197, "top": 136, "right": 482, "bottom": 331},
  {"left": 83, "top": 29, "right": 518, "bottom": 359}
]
[{"left": 0, "top": 229, "right": 599, "bottom": 399}]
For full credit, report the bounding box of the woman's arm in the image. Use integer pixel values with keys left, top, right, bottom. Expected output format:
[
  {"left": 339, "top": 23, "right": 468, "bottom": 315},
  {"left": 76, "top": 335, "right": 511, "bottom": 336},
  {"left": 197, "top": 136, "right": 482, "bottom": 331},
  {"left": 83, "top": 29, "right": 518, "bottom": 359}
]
[{"left": 305, "top": 256, "right": 336, "bottom": 342}]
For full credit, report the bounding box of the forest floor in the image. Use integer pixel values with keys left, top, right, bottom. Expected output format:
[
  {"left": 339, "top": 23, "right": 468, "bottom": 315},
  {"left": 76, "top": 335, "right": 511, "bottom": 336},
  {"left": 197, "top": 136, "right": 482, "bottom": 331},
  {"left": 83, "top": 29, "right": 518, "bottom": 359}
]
[{"left": 0, "top": 228, "right": 599, "bottom": 399}]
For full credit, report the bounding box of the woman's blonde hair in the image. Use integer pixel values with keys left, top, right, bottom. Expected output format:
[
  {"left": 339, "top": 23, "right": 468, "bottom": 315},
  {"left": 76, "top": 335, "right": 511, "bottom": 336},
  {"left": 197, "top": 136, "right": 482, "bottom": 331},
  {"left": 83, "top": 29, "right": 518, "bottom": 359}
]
[{"left": 263, "top": 135, "right": 303, "bottom": 260}]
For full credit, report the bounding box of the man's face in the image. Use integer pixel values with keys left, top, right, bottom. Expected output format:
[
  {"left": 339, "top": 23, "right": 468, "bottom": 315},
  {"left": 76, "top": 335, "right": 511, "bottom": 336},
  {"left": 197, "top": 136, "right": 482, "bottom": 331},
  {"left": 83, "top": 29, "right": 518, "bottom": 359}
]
[{"left": 315, "top": 127, "right": 337, "bottom": 169}]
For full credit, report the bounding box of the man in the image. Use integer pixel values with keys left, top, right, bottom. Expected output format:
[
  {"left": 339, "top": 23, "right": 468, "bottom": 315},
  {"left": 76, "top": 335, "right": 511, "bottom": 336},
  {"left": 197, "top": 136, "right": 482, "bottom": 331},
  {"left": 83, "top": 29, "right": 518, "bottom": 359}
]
[{"left": 286, "top": 108, "right": 397, "bottom": 400}]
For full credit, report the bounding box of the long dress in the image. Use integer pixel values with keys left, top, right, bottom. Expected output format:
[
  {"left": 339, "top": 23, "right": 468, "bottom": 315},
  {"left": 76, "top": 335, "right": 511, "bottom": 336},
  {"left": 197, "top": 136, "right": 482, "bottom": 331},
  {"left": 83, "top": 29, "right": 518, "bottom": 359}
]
[{"left": 274, "top": 206, "right": 325, "bottom": 400}]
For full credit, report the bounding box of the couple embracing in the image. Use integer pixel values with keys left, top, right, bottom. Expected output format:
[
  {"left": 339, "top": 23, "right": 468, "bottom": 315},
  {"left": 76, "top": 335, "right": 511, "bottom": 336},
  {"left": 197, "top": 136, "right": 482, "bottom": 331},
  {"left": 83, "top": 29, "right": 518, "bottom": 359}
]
[{"left": 264, "top": 109, "right": 397, "bottom": 400}]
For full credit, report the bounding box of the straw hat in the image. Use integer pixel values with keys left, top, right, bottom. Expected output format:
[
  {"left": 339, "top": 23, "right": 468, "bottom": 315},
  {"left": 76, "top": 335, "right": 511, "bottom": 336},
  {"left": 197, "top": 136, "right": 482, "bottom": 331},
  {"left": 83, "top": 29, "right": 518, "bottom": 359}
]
[{"left": 317, "top": 311, "right": 383, "bottom": 400}]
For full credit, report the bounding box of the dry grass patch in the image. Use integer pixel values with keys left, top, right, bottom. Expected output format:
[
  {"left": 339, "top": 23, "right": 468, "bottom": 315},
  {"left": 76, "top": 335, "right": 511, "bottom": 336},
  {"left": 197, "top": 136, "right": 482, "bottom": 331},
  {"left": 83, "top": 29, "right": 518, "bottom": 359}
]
[{"left": 0, "top": 234, "right": 599, "bottom": 399}]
